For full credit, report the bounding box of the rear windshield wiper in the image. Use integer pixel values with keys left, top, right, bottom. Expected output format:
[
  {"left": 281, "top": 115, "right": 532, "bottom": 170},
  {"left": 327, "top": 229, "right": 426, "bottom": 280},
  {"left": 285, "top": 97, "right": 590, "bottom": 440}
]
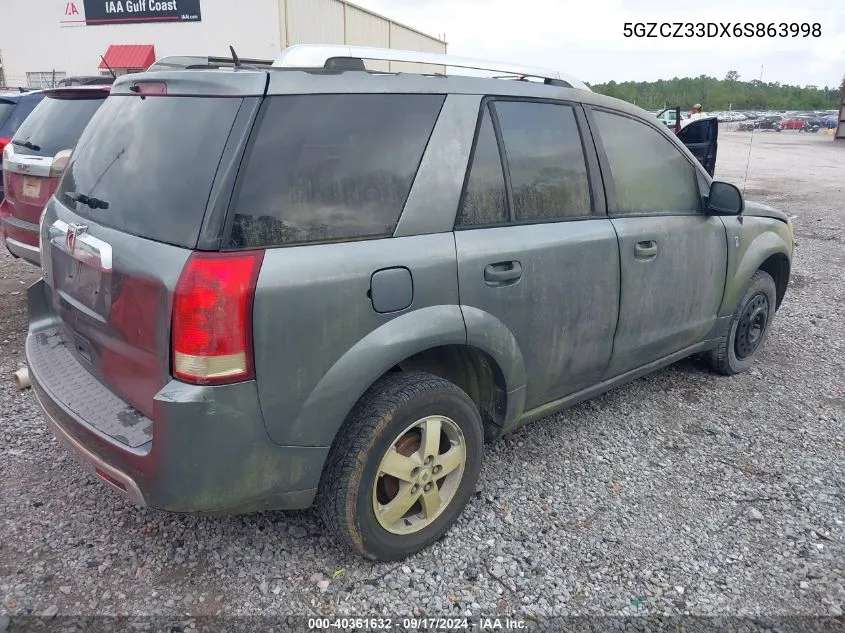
[
  {"left": 67, "top": 191, "right": 109, "bottom": 210},
  {"left": 11, "top": 139, "right": 40, "bottom": 151}
]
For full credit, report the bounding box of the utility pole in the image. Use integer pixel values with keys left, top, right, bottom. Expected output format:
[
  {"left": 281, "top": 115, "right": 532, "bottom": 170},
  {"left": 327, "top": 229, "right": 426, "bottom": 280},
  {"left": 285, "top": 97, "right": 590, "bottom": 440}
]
[{"left": 835, "top": 75, "right": 844, "bottom": 141}]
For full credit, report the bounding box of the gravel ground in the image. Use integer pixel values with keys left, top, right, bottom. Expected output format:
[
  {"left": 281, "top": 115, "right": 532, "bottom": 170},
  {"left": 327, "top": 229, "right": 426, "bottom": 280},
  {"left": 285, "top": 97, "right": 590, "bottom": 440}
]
[{"left": 1, "top": 129, "right": 843, "bottom": 625}]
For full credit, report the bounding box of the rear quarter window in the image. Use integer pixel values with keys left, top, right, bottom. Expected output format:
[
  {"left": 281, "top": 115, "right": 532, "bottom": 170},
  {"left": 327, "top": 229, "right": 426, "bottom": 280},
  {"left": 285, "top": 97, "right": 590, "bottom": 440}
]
[{"left": 228, "top": 93, "right": 445, "bottom": 248}]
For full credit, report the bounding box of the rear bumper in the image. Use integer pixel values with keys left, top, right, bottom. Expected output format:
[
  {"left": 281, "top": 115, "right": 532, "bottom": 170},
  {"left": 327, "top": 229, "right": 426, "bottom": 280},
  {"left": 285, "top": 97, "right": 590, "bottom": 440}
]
[
  {"left": 26, "top": 278, "right": 328, "bottom": 514},
  {"left": 4, "top": 234, "right": 40, "bottom": 263},
  {"left": 34, "top": 383, "right": 148, "bottom": 506},
  {"left": 0, "top": 214, "right": 40, "bottom": 266}
]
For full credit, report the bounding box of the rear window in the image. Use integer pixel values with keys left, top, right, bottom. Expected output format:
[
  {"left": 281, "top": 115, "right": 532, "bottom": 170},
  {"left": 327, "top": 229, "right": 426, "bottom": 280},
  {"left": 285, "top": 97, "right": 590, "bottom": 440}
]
[
  {"left": 11, "top": 94, "right": 107, "bottom": 157},
  {"left": 0, "top": 94, "right": 43, "bottom": 138},
  {"left": 57, "top": 95, "right": 243, "bottom": 248},
  {"left": 0, "top": 101, "right": 15, "bottom": 131},
  {"left": 228, "top": 93, "right": 445, "bottom": 248}
]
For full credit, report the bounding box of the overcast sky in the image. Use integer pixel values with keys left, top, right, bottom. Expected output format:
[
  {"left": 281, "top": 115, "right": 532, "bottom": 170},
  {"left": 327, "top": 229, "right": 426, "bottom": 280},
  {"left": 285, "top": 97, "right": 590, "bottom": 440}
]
[{"left": 354, "top": 0, "right": 845, "bottom": 88}]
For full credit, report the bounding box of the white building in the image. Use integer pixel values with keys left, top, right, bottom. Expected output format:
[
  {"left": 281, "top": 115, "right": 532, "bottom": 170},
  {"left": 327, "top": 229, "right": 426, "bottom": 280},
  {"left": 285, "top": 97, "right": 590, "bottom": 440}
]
[{"left": 0, "top": 0, "right": 447, "bottom": 88}]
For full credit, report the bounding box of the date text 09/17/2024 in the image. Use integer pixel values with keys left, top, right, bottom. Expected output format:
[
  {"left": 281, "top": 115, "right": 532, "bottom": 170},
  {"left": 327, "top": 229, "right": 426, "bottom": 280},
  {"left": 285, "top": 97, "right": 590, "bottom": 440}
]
[{"left": 307, "top": 617, "right": 527, "bottom": 630}]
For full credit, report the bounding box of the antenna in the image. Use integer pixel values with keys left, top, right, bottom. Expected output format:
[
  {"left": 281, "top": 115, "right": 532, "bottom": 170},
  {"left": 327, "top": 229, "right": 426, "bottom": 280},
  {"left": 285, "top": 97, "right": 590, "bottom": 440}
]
[
  {"left": 229, "top": 45, "right": 241, "bottom": 68},
  {"left": 741, "top": 64, "right": 763, "bottom": 195},
  {"left": 100, "top": 55, "right": 116, "bottom": 79}
]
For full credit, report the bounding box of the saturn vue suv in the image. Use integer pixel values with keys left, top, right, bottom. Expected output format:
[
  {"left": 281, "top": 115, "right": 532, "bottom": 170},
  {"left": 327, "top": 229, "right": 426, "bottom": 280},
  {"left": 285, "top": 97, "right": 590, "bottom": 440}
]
[{"left": 26, "top": 45, "right": 793, "bottom": 561}]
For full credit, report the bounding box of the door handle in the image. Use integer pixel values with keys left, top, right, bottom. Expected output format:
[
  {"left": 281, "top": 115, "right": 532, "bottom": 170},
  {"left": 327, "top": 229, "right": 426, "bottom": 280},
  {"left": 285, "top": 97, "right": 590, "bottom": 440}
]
[
  {"left": 484, "top": 261, "right": 522, "bottom": 285},
  {"left": 634, "top": 240, "right": 658, "bottom": 259}
]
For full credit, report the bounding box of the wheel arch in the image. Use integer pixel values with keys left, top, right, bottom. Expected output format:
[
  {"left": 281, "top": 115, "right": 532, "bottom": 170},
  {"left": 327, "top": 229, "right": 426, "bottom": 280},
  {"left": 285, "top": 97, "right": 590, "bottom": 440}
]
[
  {"left": 282, "top": 305, "right": 526, "bottom": 449},
  {"left": 721, "top": 229, "right": 792, "bottom": 316},
  {"left": 393, "top": 343, "right": 513, "bottom": 441},
  {"left": 758, "top": 252, "right": 790, "bottom": 310}
]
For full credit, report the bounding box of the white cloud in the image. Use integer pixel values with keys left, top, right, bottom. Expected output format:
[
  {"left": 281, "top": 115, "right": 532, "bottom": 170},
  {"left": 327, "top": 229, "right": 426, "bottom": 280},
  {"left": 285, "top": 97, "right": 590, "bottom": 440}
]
[{"left": 354, "top": 0, "right": 845, "bottom": 86}]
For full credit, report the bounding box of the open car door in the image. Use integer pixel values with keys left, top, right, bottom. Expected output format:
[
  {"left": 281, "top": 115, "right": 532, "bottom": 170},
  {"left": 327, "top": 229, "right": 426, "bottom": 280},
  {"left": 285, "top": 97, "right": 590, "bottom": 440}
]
[{"left": 677, "top": 116, "right": 718, "bottom": 177}]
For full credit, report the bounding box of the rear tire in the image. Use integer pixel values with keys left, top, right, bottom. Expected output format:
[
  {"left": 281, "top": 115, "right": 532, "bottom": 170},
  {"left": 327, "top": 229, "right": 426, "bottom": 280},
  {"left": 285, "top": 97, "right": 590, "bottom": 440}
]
[
  {"left": 706, "top": 270, "right": 777, "bottom": 376},
  {"left": 317, "top": 371, "right": 483, "bottom": 561}
]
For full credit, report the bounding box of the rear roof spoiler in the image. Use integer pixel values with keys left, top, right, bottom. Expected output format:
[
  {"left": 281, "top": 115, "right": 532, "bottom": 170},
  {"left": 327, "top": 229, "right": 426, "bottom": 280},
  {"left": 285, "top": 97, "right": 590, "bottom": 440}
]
[
  {"left": 43, "top": 85, "right": 112, "bottom": 98},
  {"left": 147, "top": 55, "right": 275, "bottom": 72}
]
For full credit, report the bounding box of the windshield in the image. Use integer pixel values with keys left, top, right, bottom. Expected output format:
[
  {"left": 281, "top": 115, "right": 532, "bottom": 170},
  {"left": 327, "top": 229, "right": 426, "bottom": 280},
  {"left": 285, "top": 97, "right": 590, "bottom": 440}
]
[
  {"left": 57, "top": 94, "right": 242, "bottom": 248},
  {"left": 12, "top": 94, "right": 107, "bottom": 158}
]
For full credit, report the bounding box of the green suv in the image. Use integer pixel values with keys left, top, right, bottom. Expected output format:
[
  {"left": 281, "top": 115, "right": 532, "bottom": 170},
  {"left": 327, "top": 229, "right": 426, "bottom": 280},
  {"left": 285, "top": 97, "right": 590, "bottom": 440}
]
[{"left": 26, "top": 45, "right": 793, "bottom": 561}]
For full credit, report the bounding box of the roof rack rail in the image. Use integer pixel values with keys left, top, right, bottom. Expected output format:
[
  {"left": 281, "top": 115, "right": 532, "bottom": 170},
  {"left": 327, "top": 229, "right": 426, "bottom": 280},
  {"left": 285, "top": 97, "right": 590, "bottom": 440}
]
[{"left": 272, "top": 44, "right": 591, "bottom": 91}]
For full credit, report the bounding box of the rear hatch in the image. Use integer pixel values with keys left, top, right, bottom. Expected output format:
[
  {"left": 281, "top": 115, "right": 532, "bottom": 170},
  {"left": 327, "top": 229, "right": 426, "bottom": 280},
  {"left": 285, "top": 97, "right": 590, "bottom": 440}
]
[
  {"left": 1, "top": 87, "right": 110, "bottom": 253},
  {"left": 1, "top": 93, "right": 45, "bottom": 199},
  {"left": 38, "top": 71, "right": 265, "bottom": 425}
]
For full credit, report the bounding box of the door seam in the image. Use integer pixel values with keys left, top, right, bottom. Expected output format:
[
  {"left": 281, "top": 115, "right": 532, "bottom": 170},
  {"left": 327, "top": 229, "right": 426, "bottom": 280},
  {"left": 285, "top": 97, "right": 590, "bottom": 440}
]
[
  {"left": 452, "top": 230, "right": 469, "bottom": 344},
  {"left": 604, "top": 218, "right": 624, "bottom": 379}
]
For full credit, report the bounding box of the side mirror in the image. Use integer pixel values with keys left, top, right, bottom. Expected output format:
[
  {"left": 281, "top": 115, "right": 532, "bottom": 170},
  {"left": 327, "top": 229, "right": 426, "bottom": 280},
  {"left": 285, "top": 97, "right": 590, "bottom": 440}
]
[{"left": 706, "top": 181, "right": 744, "bottom": 215}]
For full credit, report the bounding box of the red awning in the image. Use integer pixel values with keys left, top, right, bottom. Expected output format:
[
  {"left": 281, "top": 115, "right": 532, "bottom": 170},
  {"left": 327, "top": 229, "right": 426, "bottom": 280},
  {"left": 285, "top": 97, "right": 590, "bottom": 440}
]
[{"left": 99, "top": 45, "right": 156, "bottom": 70}]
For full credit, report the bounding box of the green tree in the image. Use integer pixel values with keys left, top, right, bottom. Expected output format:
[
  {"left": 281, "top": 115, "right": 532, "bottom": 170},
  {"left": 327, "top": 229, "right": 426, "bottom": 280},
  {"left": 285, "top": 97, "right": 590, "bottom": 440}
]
[{"left": 590, "top": 75, "right": 839, "bottom": 111}]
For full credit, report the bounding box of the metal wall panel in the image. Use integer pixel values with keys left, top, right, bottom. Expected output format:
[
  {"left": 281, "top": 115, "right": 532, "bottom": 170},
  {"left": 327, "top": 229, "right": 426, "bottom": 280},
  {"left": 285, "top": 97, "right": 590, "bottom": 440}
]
[
  {"left": 388, "top": 23, "right": 446, "bottom": 74},
  {"left": 285, "top": 0, "right": 344, "bottom": 45},
  {"left": 278, "top": 0, "right": 446, "bottom": 72},
  {"left": 1, "top": 0, "right": 281, "bottom": 84},
  {"left": 344, "top": 5, "right": 390, "bottom": 71}
]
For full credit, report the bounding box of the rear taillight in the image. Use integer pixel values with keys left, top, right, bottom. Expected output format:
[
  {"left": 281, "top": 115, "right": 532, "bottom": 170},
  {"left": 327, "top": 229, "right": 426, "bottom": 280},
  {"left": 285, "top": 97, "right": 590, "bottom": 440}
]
[
  {"left": 1, "top": 142, "right": 11, "bottom": 194},
  {"left": 172, "top": 251, "right": 264, "bottom": 385},
  {"left": 0, "top": 137, "right": 11, "bottom": 157},
  {"left": 50, "top": 149, "right": 72, "bottom": 178}
]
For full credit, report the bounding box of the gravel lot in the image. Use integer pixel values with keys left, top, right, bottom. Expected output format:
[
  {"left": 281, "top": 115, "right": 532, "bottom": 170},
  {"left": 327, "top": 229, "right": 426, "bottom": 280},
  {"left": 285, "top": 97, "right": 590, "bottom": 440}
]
[{"left": 1, "top": 129, "right": 843, "bottom": 626}]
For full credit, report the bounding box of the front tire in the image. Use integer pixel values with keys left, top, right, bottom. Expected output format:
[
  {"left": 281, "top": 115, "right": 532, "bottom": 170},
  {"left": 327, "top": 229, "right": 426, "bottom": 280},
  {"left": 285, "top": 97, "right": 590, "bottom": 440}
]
[
  {"left": 706, "top": 270, "right": 777, "bottom": 376},
  {"left": 317, "top": 372, "right": 484, "bottom": 561}
]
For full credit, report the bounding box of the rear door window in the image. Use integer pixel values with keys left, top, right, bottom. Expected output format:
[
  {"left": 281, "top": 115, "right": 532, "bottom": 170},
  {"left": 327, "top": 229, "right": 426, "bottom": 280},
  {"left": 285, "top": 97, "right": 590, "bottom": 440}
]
[
  {"left": 494, "top": 100, "right": 593, "bottom": 222},
  {"left": 228, "top": 93, "right": 445, "bottom": 248},
  {"left": 57, "top": 95, "right": 243, "bottom": 248},
  {"left": 11, "top": 93, "right": 107, "bottom": 157}
]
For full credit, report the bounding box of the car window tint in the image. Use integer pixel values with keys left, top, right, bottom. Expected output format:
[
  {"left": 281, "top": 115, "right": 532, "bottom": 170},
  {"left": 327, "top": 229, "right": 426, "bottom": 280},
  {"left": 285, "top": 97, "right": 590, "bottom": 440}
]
[
  {"left": 230, "top": 94, "right": 444, "bottom": 248},
  {"left": 0, "top": 102, "right": 15, "bottom": 130},
  {"left": 12, "top": 94, "right": 106, "bottom": 158},
  {"left": 57, "top": 95, "right": 242, "bottom": 249},
  {"left": 495, "top": 101, "right": 592, "bottom": 221},
  {"left": 455, "top": 107, "right": 508, "bottom": 228},
  {"left": 0, "top": 94, "right": 44, "bottom": 138},
  {"left": 593, "top": 110, "right": 699, "bottom": 215}
]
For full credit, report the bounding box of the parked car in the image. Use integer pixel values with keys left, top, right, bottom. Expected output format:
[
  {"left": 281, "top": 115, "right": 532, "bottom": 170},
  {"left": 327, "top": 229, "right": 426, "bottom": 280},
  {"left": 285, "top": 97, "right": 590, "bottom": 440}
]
[
  {"left": 799, "top": 116, "right": 822, "bottom": 132},
  {"left": 756, "top": 115, "right": 783, "bottom": 131},
  {"left": 779, "top": 116, "right": 807, "bottom": 130},
  {"left": 0, "top": 90, "right": 46, "bottom": 201},
  {"left": 655, "top": 107, "right": 688, "bottom": 128},
  {"left": 738, "top": 115, "right": 782, "bottom": 132},
  {"left": 1, "top": 85, "right": 111, "bottom": 265},
  {"left": 26, "top": 46, "right": 793, "bottom": 561}
]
